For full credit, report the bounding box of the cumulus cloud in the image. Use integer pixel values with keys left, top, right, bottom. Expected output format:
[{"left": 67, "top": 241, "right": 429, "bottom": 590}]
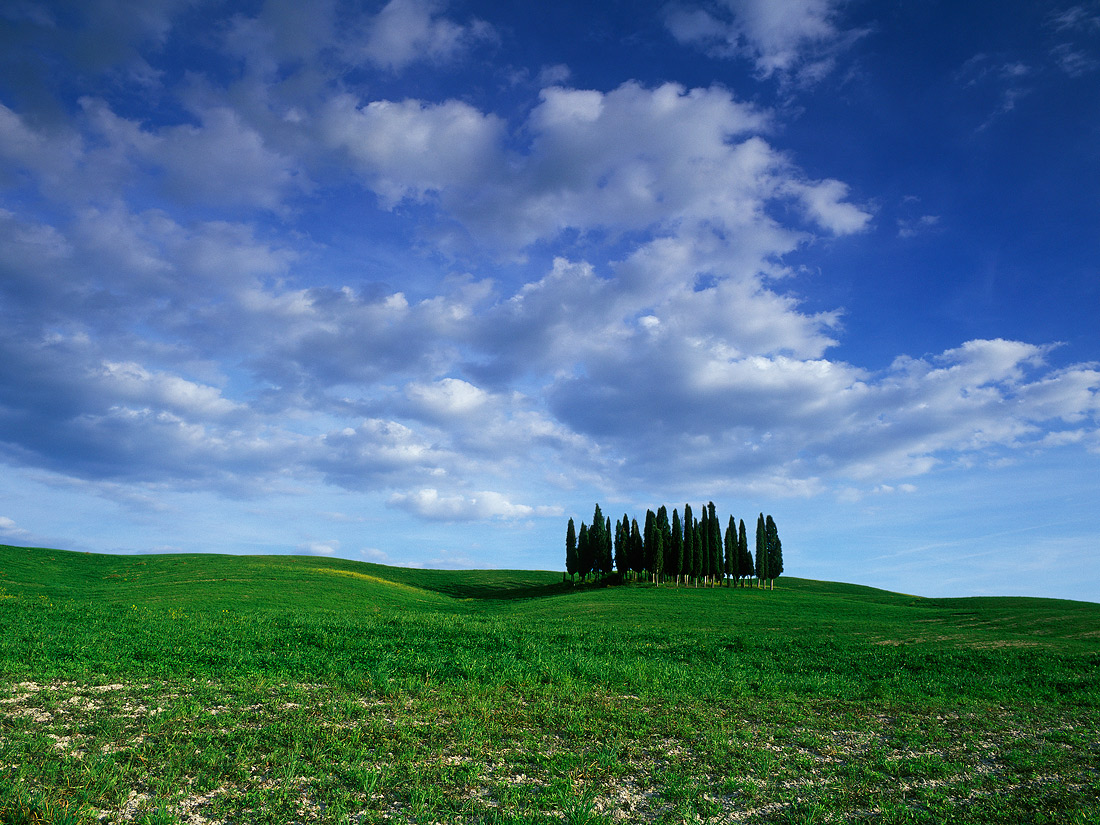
[
  {"left": 404, "top": 378, "right": 488, "bottom": 421},
  {"left": 222, "top": 0, "right": 337, "bottom": 73},
  {"left": 328, "top": 81, "right": 869, "bottom": 253},
  {"left": 298, "top": 539, "right": 339, "bottom": 555},
  {"left": 0, "top": 0, "right": 1096, "bottom": 540},
  {"left": 313, "top": 416, "right": 488, "bottom": 494},
  {"left": 323, "top": 95, "right": 505, "bottom": 208},
  {"left": 3, "top": 175, "right": 1092, "bottom": 509},
  {"left": 356, "top": 0, "right": 494, "bottom": 71},
  {"left": 79, "top": 99, "right": 303, "bottom": 212},
  {"left": 0, "top": 103, "right": 84, "bottom": 195},
  {"left": 789, "top": 178, "right": 871, "bottom": 235},
  {"left": 546, "top": 335, "right": 1098, "bottom": 495},
  {"left": 388, "top": 488, "right": 560, "bottom": 521},
  {"left": 666, "top": 0, "right": 861, "bottom": 82},
  {"left": 97, "top": 362, "right": 242, "bottom": 420}
]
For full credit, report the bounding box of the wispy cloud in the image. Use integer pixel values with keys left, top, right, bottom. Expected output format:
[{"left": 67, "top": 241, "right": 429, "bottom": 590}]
[{"left": 665, "top": 0, "right": 866, "bottom": 84}]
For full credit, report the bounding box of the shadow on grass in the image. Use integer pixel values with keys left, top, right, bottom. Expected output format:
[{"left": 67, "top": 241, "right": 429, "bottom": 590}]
[
  {"left": 420, "top": 580, "right": 577, "bottom": 600},
  {"left": 418, "top": 573, "right": 627, "bottom": 601}
]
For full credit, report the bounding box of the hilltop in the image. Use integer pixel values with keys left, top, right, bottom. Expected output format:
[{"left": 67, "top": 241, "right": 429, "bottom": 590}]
[{"left": 2, "top": 543, "right": 1097, "bottom": 649}]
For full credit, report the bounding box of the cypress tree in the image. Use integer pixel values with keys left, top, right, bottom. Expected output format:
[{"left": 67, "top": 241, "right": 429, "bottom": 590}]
[
  {"left": 643, "top": 509, "right": 657, "bottom": 581},
  {"left": 653, "top": 527, "right": 664, "bottom": 586},
  {"left": 724, "top": 516, "right": 736, "bottom": 587},
  {"left": 699, "top": 506, "right": 707, "bottom": 585},
  {"left": 754, "top": 513, "right": 767, "bottom": 587},
  {"left": 692, "top": 514, "right": 703, "bottom": 585},
  {"left": 738, "top": 518, "right": 751, "bottom": 587},
  {"left": 681, "top": 504, "right": 694, "bottom": 586},
  {"left": 617, "top": 513, "right": 630, "bottom": 575},
  {"left": 656, "top": 506, "right": 671, "bottom": 585},
  {"left": 671, "top": 508, "right": 683, "bottom": 587},
  {"left": 698, "top": 506, "right": 708, "bottom": 585},
  {"left": 590, "top": 504, "right": 606, "bottom": 579},
  {"left": 604, "top": 516, "right": 613, "bottom": 579},
  {"left": 566, "top": 518, "right": 578, "bottom": 582},
  {"left": 630, "top": 518, "right": 643, "bottom": 579},
  {"left": 578, "top": 522, "right": 591, "bottom": 582},
  {"left": 765, "top": 514, "right": 783, "bottom": 589},
  {"left": 708, "top": 502, "right": 721, "bottom": 586},
  {"left": 614, "top": 518, "right": 625, "bottom": 575}
]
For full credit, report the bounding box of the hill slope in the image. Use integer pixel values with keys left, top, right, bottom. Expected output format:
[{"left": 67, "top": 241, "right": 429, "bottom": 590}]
[
  {"left": 2, "top": 544, "right": 1099, "bottom": 825},
  {"left": 3, "top": 543, "right": 1097, "bottom": 651}
]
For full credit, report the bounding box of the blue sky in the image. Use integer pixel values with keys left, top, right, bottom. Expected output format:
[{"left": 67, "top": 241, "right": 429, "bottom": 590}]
[{"left": 1, "top": 0, "right": 1098, "bottom": 601}]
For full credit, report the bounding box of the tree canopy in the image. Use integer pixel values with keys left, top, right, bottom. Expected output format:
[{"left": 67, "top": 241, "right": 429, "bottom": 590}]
[{"left": 565, "top": 503, "right": 784, "bottom": 588}]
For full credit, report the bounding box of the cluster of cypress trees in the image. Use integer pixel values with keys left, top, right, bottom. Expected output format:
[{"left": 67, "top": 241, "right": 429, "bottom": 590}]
[{"left": 565, "top": 503, "right": 784, "bottom": 589}]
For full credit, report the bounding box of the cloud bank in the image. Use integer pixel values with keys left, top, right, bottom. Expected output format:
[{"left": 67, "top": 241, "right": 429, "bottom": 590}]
[{"left": 0, "top": 0, "right": 1096, "bottom": 552}]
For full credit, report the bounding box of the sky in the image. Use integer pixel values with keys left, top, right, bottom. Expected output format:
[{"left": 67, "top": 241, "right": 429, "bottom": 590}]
[{"left": 1, "top": 0, "right": 1098, "bottom": 602}]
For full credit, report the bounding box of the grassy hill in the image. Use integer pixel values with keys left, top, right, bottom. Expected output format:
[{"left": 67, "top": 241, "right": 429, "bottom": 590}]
[{"left": 1, "top": 543, "right": 1098, "bottom": 824}]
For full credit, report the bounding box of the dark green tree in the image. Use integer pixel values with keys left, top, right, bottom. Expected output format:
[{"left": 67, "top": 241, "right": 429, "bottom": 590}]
[
  {"left": 566, "top": 518, "right": 578, "bottom": 582},
  {"left": 724, "top": 515, "right": 736, "bottom": 587},
  {"left": 643, "top": 509, "right": 657, "bottom": 581},
  {"left": 698, "top": 506, "right": 709, "bottom": 585},
  {"left": 701, "top": 504, "right": 716, "bottom": 585},
  {"left": 578, "top": 522, "right": 591, "bottom": 582},
  {"left": 765, "top": 514, "right": 783, "bottom": 589},
  {"left": 682, "top": 503, "right": 694, "bottom": 586},
  {"left": 671, "top": 508, "right": 684, "bottom": 587},
  {"left": 589, "top": 504, "right": 606, "bottom": 579},
  {"left": 603, "top": 516, "right": 613, "bottom": 578},
  {"left": 614, "top": 518, "right": 625, "bottom": 575},
  {"left": 754, "top": 513, "right": 767, "bottom": 587},
  {"left": 708, "top": 502, "right": 721, "bottom": 586},
  {"left": 693, "top": 513, "right": 703, "bottom": 585},
  {"left": 630, "top": 518, "right": 643, "bottom": 579},
  {"left": 738, "top": 518, "right": 752, "bottom": 587},
  {"left": 653, "top": 526, "right": 664, "bottom": 585},
  {"left": 656, "top": 506, "right": 671, "bottom": 584}
]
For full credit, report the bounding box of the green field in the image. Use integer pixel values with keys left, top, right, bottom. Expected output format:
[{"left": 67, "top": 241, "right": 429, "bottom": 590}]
[{"left": 1, "top": 544, "right": 1098, "bottom": 824}]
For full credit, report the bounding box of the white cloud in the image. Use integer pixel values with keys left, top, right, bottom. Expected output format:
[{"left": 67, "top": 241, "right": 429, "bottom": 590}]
[
  {"left": 0, "top": 103, "right": 83, "bottom": 195},
  {"left": 666, "top": 0, "right": 860, "bottom": 82},
  {"left": 1050, "top": 5, "right": 1100, "bottom": 33},
  {"left": 0, "top": 2, "right": 1096, "bottom": 555},
  {"left": 298, "top": 539, "right": 339, "bottom": 555},
  {"left": 538, "top": 64, "right": 572, "bottom": 85},
  {"left": 0, "top": 516, "right": 31, "bottom": 538},
  {"left": 154, "top": 107, "right": 302, "bottom": 211},
  {"left": 388, "top": 488, "right": 558, "bottom": 521},
  {"left": 323, "top": 95, "right": 505, "bottom": 208},
  {"left": 357, "top": 0, "right": 494, "bottom": 71},
  {"left": 1052, "top": 43, "right": 1099, "bottom": 76},
  {"left": 405, "top": 378, "right": 488, "bottom": 421},
  {"left": 98, "top": 362, "right": 242, "bottom": 420},
  {"left": 898, "top": 214, "right": 940, "bottom": 238},
  {"left": 315, "top": 419, "right": 456, "bottom": 490},
  {"left": 956, "top": 55, "right": 1036, "bottom": 128},
  {"left": 222, "top": 0, "right": 336, "bottom": 73},
  {"left": 327, "top": 81, "right": 870, "bottom": 257},
  {"left": 789, "top": 178, "right": 871, "bottom": 235},
  {"left": 544, "top": 335, "right": 1098, "bottom": 496},
  {"left": 80, "top": 99, "right": 302, "bottom": 212}
]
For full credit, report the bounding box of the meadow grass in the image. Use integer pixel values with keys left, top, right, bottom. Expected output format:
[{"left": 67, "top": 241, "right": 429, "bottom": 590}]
[{"left": 1, "top": 544, "right": 1098, "bottom": 824}]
